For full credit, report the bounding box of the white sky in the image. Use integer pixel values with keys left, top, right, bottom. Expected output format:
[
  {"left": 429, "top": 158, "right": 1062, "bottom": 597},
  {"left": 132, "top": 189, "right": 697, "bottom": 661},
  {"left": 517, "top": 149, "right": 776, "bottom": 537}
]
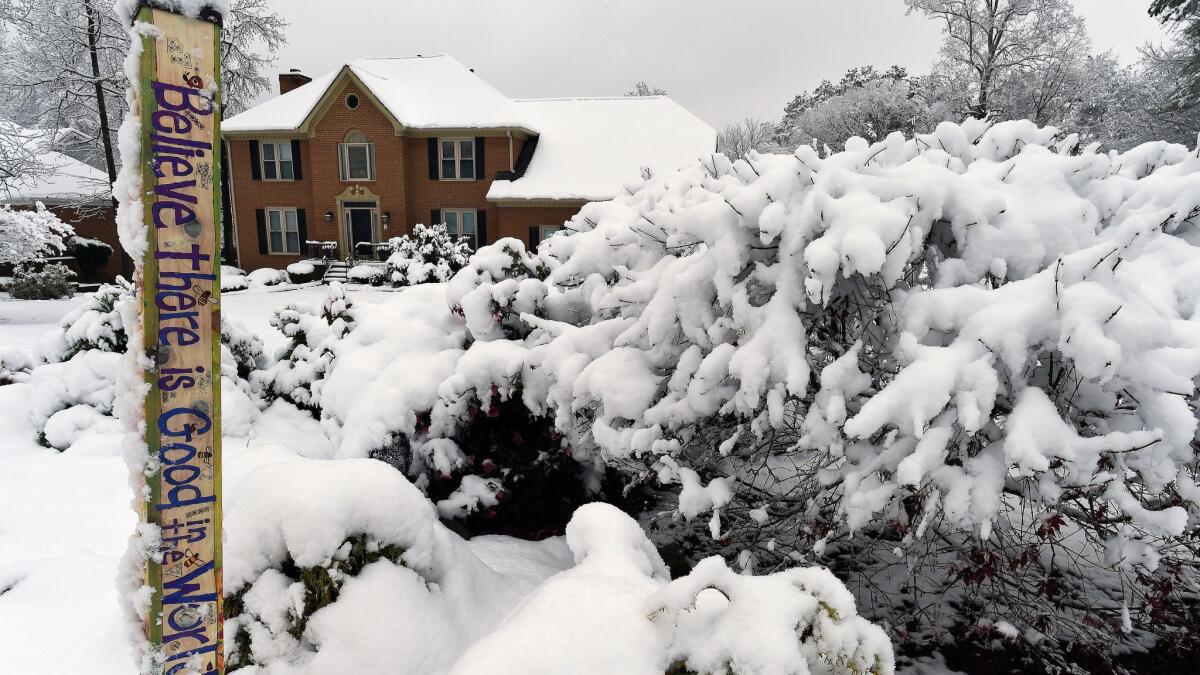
[{"left": 264, "top": 0, "right": 1174, "bottom": 128}]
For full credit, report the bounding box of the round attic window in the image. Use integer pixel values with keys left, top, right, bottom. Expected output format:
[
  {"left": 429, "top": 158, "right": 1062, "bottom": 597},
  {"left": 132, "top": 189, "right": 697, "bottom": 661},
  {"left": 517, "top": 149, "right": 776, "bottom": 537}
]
[{"left": 346, "top": 94, "right": 360, "bottom": 109}]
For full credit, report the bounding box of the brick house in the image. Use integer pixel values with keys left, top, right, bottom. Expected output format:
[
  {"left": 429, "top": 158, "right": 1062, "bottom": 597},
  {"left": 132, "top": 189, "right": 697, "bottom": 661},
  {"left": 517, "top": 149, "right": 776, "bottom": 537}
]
[
  {"left": 1, "top": 136, "right": 124, "bottom": 283},
  {"left": 221, "top": 55, "right": 715, "bottom": 271}
]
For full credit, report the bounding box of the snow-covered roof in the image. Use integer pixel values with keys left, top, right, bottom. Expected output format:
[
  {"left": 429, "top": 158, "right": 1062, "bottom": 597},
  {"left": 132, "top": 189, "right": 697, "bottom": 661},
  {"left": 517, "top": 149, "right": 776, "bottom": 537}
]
[
  {"left": 223, "top": 55, "right": 535, "bottom": 134},
  {"left": 486, "top": 97, "right": 716, "bottom": 203},
  {"left": 0, "top": 124, "right": 110, "bottom": 205}
]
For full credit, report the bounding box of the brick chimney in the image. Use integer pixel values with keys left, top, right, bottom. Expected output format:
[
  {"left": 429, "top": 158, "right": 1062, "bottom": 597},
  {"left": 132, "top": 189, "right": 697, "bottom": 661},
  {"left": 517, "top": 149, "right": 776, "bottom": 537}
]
[{"left": 278, "top": 69, "right": 311, "bottom": 95}]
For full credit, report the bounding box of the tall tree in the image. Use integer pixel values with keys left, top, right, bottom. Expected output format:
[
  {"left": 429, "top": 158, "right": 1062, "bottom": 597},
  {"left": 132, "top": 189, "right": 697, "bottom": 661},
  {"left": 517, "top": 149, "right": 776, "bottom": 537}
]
[
  {"left": 905, "top": 0, "right": 1084, "bottom": 118},
  {"left": 1150, "top": 0, "right": 1200, "bottom": 110},
  {"left": 0, "top": 0, "right": 287, "bottom": 166},
  {"left": 716, "top": 118, "right": 779, "bottom": 159},
  {"left": 777, "top": 65, "right": 909, "bottom": 143}
]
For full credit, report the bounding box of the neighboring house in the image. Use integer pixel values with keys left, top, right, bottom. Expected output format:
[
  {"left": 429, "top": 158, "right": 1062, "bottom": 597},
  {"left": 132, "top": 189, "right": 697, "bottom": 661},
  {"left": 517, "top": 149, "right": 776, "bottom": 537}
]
[
  {"left": 0, "top": 126, "right": 122, "bottom": 282},
  {"left": 222, "top": 54, "right": 715, "bottom": 271}
]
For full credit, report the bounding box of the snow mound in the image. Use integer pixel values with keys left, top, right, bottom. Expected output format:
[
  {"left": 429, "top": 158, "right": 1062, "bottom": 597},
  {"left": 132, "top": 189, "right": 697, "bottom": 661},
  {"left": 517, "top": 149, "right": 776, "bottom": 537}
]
[
  {"left": 224, "top": 457, "right": 571, "bottom": 674},
  {"left": 246, "top": 267, "right": 289, "bottom": 288},
  {"left": 452, "top": 503, "right": 892, "bottom": 675}
]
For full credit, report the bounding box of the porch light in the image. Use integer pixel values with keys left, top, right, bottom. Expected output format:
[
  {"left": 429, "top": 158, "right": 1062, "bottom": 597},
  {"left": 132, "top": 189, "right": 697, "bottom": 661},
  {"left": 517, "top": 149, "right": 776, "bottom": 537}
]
[
  {"left": 383, "top": 211, "right": 391, "bottom": 225},
  {"left": 325, "top": 211, "right": 333, "bottom": 222}
]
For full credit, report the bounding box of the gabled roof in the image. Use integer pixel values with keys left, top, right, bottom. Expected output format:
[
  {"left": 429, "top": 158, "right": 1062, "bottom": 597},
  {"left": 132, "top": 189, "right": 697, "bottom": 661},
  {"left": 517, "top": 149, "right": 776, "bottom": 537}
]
[
  {"left": 0, "top": 123, "right": 110, "bottom": 205},
  {"left": 486, "top": 96, "right": 716, "bottom": 203},
  {"left": 223, "top": 55, "right": 536, "bottom": 135}
]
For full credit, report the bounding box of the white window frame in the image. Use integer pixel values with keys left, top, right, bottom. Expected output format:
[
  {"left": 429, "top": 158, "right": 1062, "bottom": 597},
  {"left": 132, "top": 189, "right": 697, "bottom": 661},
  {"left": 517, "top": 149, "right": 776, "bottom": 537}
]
[
  {"left": 438, "top": 138, "right": 476, "bottom": 181},
  {"left": 260, "top": 141, "right": 295, "bottom": 181},
  {"left": 538, "top": 225, "right": 561, "bottom": 241},
  {"left": 266, "top": 207, "right": 301, "bottom": 255},
  {"left": 441, "top": 208, "right": 478, "bottom": 248},
  {"left": 339, "top": 142, "right": 376, "bottom": 181}
]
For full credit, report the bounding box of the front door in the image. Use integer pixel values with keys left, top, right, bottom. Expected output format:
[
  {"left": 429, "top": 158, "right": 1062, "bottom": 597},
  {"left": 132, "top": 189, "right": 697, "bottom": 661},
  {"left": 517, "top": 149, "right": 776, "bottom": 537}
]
[{"left": 345, "top": 207, "right": 375, "bottom": 258}]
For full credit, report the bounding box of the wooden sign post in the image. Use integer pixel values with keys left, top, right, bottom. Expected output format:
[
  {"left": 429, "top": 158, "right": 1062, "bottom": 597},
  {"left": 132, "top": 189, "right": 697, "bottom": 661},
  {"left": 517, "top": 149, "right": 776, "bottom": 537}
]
[{"left": 131, "top": 3, "right": 224, "bottom": 673}]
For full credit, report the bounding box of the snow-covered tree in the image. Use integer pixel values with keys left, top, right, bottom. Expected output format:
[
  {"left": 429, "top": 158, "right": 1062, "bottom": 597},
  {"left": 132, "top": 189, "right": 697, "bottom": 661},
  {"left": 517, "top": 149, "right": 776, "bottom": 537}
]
[
  {"left": 778, "top": 65, "right": 910, "bottom": 144},
  {"left": 385, "top": 223, "right": 472, "bottom": 287},
  {"left": 1151, "top": 0, "right": 1200, "bottom": 110},
  {"left": 716, "top": 118, "right": 780, "bottom": 160},
  {"left": 0, "top": 0, "right": 286, "bottom": 180},
  {"left": 0, "top": 119, "right": 49, "bottom": 189},
  {"left": 431, "top": 119, "right": 1200, "bottom": 670},
  {"left": 0, "top": 202, "right": 74, "bottom": 264},
  {"left": 255, "top": 282, "right": 355, "bottom": 416},
  {"left": 787, "top": 78, "right": 948, "bottom": 150},
  {"left": 906, "top": 0, "right": 1086, "bottom": 118}
]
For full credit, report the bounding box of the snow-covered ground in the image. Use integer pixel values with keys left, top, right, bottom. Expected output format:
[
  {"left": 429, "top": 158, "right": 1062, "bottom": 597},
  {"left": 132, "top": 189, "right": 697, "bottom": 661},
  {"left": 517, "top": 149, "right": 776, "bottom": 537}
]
[
  {"left": 0, "top": 281, "right": 898, "bottom": 675},
  {"left": 0, "top": 285, "right": 449, "bottom": 672}
]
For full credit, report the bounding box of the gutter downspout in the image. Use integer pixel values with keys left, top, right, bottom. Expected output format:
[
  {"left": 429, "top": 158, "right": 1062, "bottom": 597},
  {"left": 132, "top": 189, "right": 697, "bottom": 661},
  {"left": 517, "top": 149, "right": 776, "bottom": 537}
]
[
  {"left": 507, "top": 129, "right": 514, "bottom": 172},
  {"left": 223, "top": 139, "right": 241, "bottom": 267}
]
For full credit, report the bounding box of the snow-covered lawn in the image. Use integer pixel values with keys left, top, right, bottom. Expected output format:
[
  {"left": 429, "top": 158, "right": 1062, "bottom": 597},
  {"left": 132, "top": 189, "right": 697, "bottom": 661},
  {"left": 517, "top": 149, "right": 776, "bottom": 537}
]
[
  {"left": 0, "top": 294, "right": 87, "bottom": 350},
  {"left": 0, "top": 280, "right": 897, "bottom": 675},
  {"left": 0, "top": 284, "right": 452, "bottom": 672}
]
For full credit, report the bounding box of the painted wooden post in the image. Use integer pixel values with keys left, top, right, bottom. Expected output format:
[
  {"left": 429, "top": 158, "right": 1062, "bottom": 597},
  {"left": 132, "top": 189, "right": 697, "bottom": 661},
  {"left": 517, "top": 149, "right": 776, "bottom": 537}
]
[{"left": 131, "top": 3, "right": 224, "bottom": 672}]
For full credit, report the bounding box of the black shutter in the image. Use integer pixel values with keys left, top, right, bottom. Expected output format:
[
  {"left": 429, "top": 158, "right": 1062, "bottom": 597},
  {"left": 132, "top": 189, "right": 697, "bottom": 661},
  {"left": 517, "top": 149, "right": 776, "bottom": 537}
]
[
  {"left": 430, "top": 209, "right": 441, "bottom": 226},
  {"left": 249, "top": 140, "right": 261, "bottom": 180},
  {"left": 427, "top": 138, "right": 439, "bottom": 179},
  {"left": 296, "top": 209, "right": 308, "bottom": 251},
  {"left": 255, "top": 209, "right": 267, "bottom": 253},
  {"left": 290, "top": 139, "right": 303, "bottom": 180},
  {"left": 477, "top": 210, "right": 488, "bottom": 246},
  {"left": 528, "top": 226, "right": 540, "bottom": 249},
  {"left": 474, "top": 137, "right": 485, "bottom": 179}
]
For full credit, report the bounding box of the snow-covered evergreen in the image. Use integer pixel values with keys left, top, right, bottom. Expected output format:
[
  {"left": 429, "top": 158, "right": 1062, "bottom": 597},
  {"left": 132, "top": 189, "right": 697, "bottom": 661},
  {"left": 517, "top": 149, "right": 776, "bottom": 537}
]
[
  {"left": 425, "top": 119, "right": 1200, "bottom": 666},
  {"left": 385, "top": 222, "right": 472, "bottom": 287}
]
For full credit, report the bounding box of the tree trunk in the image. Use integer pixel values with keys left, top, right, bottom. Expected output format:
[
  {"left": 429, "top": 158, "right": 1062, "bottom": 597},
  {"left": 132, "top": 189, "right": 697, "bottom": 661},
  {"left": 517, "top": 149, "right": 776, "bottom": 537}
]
[{"left": 84, "top": 0, "right": 131, "bottom": 278}]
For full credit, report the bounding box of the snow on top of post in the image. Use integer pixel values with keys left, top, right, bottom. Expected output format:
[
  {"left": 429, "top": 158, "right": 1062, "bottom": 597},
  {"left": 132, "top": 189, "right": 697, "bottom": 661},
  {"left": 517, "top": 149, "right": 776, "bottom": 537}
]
[
  {"left": 486, "top": 96, "right": 717, "bottom": 202},
  {"left": 114, "top": 0, "right": 228, "bottom": 25}
]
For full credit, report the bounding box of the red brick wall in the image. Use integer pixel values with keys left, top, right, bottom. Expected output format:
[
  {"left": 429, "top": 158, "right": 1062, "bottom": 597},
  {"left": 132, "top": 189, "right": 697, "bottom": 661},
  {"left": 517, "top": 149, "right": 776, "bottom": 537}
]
[
  {"left": 227, "top": 80, "right": 587, "bottom": 271},
  {"left": 495, "top": 205, "right": 582, "bottom": 245}
]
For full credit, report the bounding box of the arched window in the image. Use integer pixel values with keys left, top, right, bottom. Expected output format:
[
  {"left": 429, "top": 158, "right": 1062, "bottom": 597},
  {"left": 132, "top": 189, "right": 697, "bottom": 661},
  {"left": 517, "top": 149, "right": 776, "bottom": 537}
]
[{"left": 339, "top": 130, "right": 375, "bottom": 180}]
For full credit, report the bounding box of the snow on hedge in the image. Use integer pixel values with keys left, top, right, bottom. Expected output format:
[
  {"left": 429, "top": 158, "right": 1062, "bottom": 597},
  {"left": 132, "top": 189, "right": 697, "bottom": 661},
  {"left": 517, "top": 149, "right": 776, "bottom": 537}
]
[
  {"left": 452, "top": 503, "right": 893, "bottom": 675},
  {"left": 222, "top": 456, "right": 573, "bottom": 673},
  {"left": 385, "top": 223, "right": 471, "bottom": 287},
  {"left": 0, "top": 203, "right": 74, "bottom": 264},
  {"left": 426, "top": 119, "right": 1200, "bottom": 654}
]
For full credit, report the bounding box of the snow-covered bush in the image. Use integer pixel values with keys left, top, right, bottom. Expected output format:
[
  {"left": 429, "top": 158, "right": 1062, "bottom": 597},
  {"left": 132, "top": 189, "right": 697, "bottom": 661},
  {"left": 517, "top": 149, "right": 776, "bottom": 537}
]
[
  {"left": 0, "top": 202, "right": 73, "bottom": 265},
  {"left": 0, "top": 347, "right": 33, "bottom": 385},
  {"left": 453, "top": 503, "right": 893, "bottom": 675},
  {"left": 8, "top": 263, "right": 75, "bottom": 299},
  {"left": 222, "top": 316, "right": 267, "bottom": 380},
  {"left": 42, "top": 277, "right": 132, "bottom": 362},
  {"left": 255, "top": 282, "right": 355, "bottom": 415},
  {"left": 386, "top": 223, "right": 472, "bottom": 286},
  {"left": 16, "top": 281, "right": 266, "bottom": 447},
  {"left": 223, "top": 457, "right": 573, "bottom": 673},
  {"left": 434, "top": 119, "right": 1200, "bottom": 669},
  {"left": 246, "top": 266, "right": 289, "bottom": 288},
  {"left": 347, "top": 263, "right": 386, "bottom": 286},
  {"left": 286, "top": 260, "right": 319, "bottom": 283},
  {"left": 222, "top": 265, "right": 249, "bottom": 292}
]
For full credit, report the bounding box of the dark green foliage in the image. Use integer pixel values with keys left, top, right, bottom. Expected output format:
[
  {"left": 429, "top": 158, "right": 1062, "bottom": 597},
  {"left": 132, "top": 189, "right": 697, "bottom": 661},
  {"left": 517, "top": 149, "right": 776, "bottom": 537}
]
[
  {"left": 225, "top": 534, "right": 405, "bottom": 671},
  {"left": 422, "top": 392, "right": 647, "bottom": 540},
  {"left": 67, "top": 237, "right": 112, "bottom": 280},
  {"left": 8, "top": 263, "right": 74, "bottom": 299}
]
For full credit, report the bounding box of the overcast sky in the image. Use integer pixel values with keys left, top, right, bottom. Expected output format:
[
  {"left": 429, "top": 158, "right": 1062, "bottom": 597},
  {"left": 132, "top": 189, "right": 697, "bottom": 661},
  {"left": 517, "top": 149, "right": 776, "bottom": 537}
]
[{"left": 264, "top": 0, "right": 1174, "bottom": 128}]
